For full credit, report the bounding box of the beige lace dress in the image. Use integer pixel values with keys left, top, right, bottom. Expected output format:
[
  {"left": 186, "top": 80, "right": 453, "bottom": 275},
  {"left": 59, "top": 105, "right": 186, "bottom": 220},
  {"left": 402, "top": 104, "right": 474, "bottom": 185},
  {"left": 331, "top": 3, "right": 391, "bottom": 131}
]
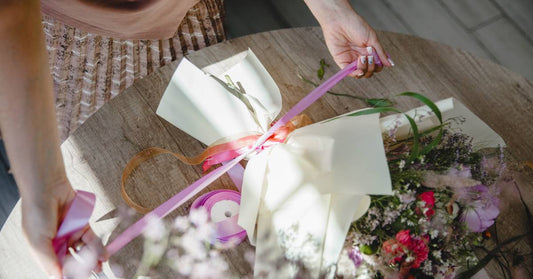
[{"left": 41, "top": 0, "right": 226, "bottom": 141}]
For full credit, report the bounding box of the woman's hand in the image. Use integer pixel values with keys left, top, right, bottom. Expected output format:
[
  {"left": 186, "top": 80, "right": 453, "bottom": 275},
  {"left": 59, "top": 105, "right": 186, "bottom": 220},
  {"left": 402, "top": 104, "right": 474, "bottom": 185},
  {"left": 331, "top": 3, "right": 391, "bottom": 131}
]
[
  {"left": 21, "top": 178, "right": 107, "bottom": 278},
  {"left": 305, "top": 0, "right": 394, "bottom": 78},
  {"left": 0, "top": 2, "right": 106, "bottom": 277}
]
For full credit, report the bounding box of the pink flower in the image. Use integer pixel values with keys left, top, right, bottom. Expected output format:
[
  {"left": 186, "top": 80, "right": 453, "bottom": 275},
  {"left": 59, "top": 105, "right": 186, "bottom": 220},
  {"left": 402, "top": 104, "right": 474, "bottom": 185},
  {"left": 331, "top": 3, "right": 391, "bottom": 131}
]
[
  {"left": 457, "top": 185, "right": 500, "bottom": 232},
  {"left": 348, "top": 247, "right": 363, "bottom": 268}
]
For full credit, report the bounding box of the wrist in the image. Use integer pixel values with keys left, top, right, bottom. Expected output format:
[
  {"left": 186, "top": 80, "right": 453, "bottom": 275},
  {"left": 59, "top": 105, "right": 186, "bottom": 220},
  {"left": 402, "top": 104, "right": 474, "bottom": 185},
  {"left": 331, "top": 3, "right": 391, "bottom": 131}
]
[{"left": 20, "top": 173, "right": 73, "bottom": 204}]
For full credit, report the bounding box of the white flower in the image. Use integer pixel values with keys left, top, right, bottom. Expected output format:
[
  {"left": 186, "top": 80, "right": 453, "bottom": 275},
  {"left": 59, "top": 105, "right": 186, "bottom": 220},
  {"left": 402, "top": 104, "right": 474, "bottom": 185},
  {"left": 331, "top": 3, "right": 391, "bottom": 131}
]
[
  {"left": 173, "top": 216, "right": 191, "bottom": 232},
  {"left": 175, "top": 255, "right": 194, "bottom": 276},
  {"left": 180, "top": 230, "right": 208, "bottom": 260},
  {"left": 189, "top": 208, "right": 209, "bottom": 226},
  {"left": 399, "top": 160, "right": 406, "bottom": 170},
  {"left": 422, "top": 260, "right": 433, "bottom": 275},
  {"left": 143, "top": 216, "right": 167, "bottom": 241},
  {"left": 399, "top": 191, "right": 416, "bottom": 204},
  {"left": 430, "top": 229, "right": 439, "bottom": 239},
  {"left": 432, "top": 250, "right": 442, "bottom": 260}
]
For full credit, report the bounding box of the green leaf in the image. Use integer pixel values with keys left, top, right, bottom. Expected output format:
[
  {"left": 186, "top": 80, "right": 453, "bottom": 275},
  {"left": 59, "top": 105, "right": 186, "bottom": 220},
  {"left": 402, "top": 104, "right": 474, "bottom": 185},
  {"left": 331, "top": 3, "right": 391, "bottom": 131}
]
[
  {"left": 317, "top": 58, "right": 330, "bottom": 80},
  {"left": 360, "top": 244, "right": 378, "bottom": 255},
  {"left": 321, "top": 59, "right": 330, "bottom": 67},
  {"left": 346, "top": 107, "right": 401, "bottom": 118},
  {"left": 324, "top": 107, "right": 399, "bottom": 123},
  {"left": 404, "top": 114, "right": 420, "bottom": 162},
  {"left": 298, "top": 73, "right": 391, "bottom": 107},
  {"left": 317, "top": 67, "right": 325, "bottom": 80},
  {"left": 366, "top": 98, "right": 393, "bottom": 107},
  {"left": 396, "top": 92, "right": 442, "bottom": 123},
  {"left": 421, "top": 128, "right": 443, "bottom": 155},
  {"left": 396, "top": 92, "right": 444, "bottom": 156}
]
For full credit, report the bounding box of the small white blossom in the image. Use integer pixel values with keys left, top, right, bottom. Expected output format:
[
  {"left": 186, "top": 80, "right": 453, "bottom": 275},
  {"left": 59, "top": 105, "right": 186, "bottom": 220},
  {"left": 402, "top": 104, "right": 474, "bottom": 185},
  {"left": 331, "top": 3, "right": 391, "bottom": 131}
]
[
  {"left": 189, "top": 208, "right": 209, "bottom": 226},
  {"left": 432, "top": 250, "right": 442, "bottom": 260},
  {"left": 399, "top": 160, "right": 406, "bottom": 170},
  {"left": 173, "top": 216, "right": 190, "bottom": 232},
  {"left": 422, "top": 260, "right": 433, "bottom": 275},
  {"left": 143, "top": 216, "right": 167, "bottom": 241},
  {"left": 430, "top": 229, "right": 440, "bottom": 239}
]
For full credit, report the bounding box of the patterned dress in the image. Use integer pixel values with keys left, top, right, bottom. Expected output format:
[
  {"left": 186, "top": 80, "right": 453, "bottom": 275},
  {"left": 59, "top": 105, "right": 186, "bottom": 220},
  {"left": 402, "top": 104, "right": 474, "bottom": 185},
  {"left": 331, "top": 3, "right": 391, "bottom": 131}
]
[{"left": 42, "top": 0, "right": 226, "bottom": 141}]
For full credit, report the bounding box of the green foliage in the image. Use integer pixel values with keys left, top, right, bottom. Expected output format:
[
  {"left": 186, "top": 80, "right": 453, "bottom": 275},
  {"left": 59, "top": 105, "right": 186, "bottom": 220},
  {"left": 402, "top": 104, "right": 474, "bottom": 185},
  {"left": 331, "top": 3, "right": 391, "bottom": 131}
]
[
  {"left": 360, "top": 244, "right": 379, "bottom": 255},
  {"left": 317, "top": 58, "right": 330, "bottom": 80}
]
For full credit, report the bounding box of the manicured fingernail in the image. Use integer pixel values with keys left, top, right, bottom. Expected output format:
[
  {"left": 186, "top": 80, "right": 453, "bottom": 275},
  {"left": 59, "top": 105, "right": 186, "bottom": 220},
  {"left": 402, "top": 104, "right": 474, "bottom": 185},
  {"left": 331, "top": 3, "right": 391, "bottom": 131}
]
[
  {"left": 367, "top": 46, "right": 373, "bottom": 54},
  {"left": 368, "top": 55, "right": 374, "bottom": 64},
  {"left": 360, "top": 56, "right": 366, "bottom": 64},
  {"left": 357, "top": 71, "right": 364, "bottom": 77},
  {"left": 388, "top": 58, "right": 395, "bottom": 66}
]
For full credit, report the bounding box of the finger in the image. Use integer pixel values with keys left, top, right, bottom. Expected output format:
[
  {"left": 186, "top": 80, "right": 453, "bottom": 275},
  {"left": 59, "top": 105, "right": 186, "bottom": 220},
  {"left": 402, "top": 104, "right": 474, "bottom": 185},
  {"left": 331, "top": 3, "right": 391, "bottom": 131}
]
[
  {"left": 63, "top": 228, "right": 106, "bottom": 276},
  {"left": 28, "top": 238, "right": 62, "bottom": 278},
  {"left": 82, "top": 228, "right": 108, "bottom": 262},
  {"left": 63, "top": 246, "right": 98, "bottom": 279},
  {"left": 334, "top": 53, "right": 359, "bottom": 77},
  {"left": 365, "top": 54, "right": 375, "bottom": 78},
  {"left": 371, "top": 39, "right": 393, "bottom": 67},
  {"left": 67, "top": 225, "right": 89, "bottom": 248},
  {"left": 354, "top": 55, "right": 367, "bottom": 79},
  {"left": 365, "top": 46, "right": 382, "bottom": 74},
  {"left": 375, "top": 57, "right": 384, "bottom": 73}
]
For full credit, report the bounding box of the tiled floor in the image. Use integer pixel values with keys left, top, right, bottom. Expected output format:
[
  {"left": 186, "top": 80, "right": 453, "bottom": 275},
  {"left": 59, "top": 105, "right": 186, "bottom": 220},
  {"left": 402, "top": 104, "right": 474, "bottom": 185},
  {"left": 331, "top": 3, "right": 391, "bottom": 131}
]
[{"left": 225, "top": 0, "right": 533, "bottom": 81}]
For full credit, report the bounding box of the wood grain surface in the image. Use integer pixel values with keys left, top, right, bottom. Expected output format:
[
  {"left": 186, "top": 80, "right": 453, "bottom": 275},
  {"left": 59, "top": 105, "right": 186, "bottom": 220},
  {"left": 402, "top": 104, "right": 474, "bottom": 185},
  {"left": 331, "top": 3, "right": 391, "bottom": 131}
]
[{"left": 1, "top": 28, "right": 532, "bottom": 278}]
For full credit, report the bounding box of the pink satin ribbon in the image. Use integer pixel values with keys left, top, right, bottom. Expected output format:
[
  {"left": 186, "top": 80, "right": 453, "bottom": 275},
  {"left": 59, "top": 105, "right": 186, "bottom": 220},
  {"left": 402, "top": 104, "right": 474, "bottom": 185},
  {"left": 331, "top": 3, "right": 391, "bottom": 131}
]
[
  {"left": 52, "top": 190, "right": 96, "bottom": 265},
  {"left": 55, "top": 60, "right": 358, "bottom": 260},
  {"left": 190, "top": 189, "right": 247, "bottom": 244}
]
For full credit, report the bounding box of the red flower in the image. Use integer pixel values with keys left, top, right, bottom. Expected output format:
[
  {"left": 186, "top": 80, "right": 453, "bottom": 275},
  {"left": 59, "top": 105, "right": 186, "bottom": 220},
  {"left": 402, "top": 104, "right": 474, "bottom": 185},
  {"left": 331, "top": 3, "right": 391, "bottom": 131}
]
[
  {"left": 382, "top": 239, "right": 403, "bottom": 255},
  {"left": 411, "top": 237, "right": 429, "bottom": 268},
  {"left": 419, "top": 191, "right": 435, "bottom": 207},
  {"left": 382, "top": 230, "right": 430, "bottom": 270},
  {"left": 396, "top": 230, "right": 412, "bottom": 247},
  {"left": 425, "top": 207, "right": 435, "bottom": 217}
]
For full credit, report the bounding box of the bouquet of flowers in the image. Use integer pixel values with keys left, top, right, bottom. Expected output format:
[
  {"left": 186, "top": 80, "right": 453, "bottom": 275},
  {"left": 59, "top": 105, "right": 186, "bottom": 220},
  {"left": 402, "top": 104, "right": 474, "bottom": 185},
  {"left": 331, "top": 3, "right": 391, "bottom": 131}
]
[{"left": 336, "top": 128, "right": 504, "bottom": 278}]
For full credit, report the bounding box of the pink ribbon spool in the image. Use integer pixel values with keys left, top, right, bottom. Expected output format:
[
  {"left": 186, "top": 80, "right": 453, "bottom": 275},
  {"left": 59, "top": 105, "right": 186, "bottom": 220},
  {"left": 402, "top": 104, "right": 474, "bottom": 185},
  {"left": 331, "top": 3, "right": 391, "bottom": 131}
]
[{"left": 190, "top": 190, "right": 247, "bottom": 244}]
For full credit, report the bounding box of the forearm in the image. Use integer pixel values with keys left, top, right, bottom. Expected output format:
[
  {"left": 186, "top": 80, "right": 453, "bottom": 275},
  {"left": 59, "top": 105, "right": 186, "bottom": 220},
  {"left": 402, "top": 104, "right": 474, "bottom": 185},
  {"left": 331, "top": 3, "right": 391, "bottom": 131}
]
[
  {"left": 0, "top": 1, "right": 68, "bottom": 200},
  {"left": 304, "top": 0, "right": 357, "bottom": 26}
]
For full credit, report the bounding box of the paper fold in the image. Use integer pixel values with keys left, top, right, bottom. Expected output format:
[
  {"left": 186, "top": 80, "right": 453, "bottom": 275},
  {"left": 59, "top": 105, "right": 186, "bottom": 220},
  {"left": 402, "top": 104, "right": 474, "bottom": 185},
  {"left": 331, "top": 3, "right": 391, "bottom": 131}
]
[{"left": 156, "top": 49, "right": 281, "bottom": 145}]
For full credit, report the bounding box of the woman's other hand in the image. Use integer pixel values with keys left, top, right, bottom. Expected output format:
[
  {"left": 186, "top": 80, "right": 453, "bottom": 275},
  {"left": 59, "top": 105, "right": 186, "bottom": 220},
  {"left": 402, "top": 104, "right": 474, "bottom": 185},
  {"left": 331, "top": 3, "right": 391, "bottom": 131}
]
[{"left": 305, "top": 0, "right": 394, "bottom": 78}]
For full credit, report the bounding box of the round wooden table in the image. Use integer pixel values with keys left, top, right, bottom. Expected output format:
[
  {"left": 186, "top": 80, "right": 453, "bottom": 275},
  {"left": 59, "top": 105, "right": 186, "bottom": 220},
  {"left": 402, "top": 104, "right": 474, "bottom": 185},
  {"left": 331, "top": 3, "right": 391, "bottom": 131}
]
[{"left": 1, "top": 27, "right": 532, "bottom": 278}]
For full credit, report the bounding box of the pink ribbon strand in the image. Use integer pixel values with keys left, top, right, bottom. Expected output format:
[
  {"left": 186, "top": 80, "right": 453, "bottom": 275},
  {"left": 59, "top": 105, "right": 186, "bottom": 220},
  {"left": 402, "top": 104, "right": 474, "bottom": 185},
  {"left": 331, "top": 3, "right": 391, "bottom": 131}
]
[{"left": 55, "top": 60, "right": 358, "bottom": 260}]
